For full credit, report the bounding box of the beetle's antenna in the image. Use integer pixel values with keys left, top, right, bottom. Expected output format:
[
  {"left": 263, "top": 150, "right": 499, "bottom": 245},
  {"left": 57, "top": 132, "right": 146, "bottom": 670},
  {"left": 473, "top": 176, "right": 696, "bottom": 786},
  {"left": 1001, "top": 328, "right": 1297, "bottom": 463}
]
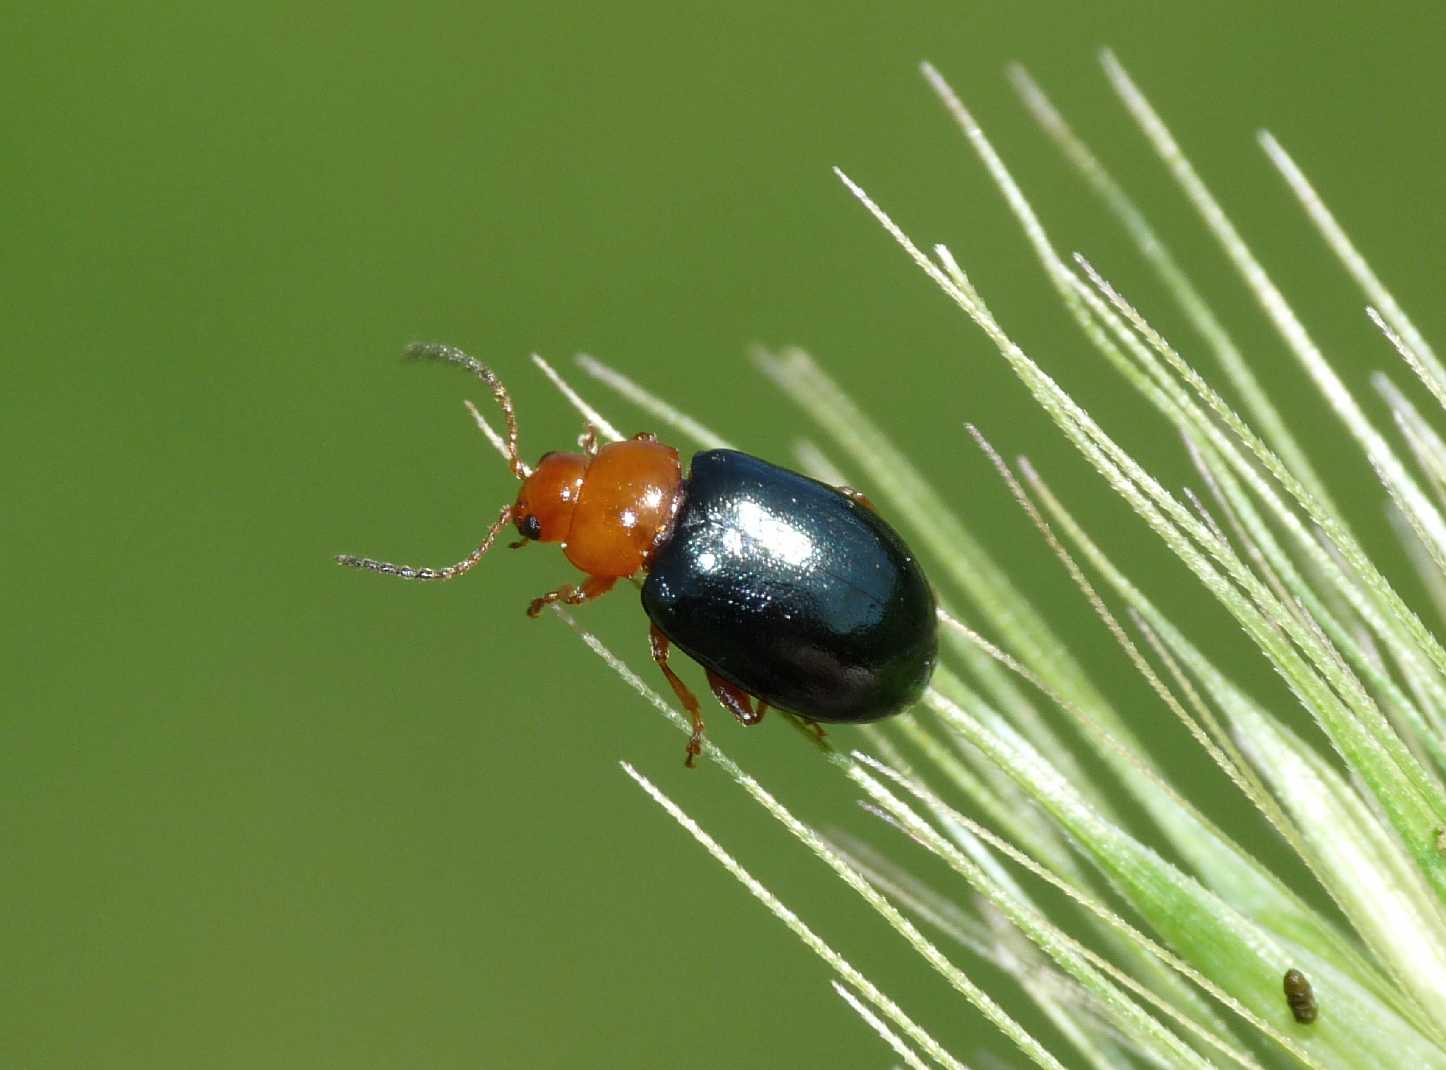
[
  {"left": 403, "top": 342, "right": 528, "bottom": 481},
  {"left": 337, "top": 505, "right": 514, "bottom": 581},
  {"left": 463, "top": 399, "right": 531, "bottom": 478}
]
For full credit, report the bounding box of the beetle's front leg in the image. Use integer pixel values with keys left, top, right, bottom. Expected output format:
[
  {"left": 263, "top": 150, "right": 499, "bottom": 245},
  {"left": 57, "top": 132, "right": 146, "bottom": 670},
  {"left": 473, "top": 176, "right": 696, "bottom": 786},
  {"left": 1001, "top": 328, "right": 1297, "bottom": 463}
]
[{"left": 527, "top": 574, "right": 617, "bottom": 618}]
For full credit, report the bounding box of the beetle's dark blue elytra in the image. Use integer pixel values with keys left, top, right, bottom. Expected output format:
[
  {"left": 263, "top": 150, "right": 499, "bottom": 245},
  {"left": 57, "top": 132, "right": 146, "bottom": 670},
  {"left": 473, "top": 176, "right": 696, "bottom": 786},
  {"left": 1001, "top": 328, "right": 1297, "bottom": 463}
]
[
  {"left": 338, "top": 345, "right": 938, "bottom": 765},
  {"left": 643, "top": 449, "right": 937, "bottom": 723}
]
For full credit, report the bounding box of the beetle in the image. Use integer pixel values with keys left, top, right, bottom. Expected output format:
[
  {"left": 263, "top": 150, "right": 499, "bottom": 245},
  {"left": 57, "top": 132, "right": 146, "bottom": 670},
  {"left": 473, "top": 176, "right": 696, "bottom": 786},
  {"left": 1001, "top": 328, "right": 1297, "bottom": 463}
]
[
  {"left": 1282, "top": 968, "right": 1317, "bottom": 1024},
  {"left": 337, "top": 342, "right": 938, "bottom": 765}
]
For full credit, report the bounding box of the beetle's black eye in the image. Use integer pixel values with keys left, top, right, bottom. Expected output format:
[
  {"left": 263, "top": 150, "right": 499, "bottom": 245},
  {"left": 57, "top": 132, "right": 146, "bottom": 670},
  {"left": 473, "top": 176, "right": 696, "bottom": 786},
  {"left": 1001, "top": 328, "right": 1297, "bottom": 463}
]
[{"left": 520, "top": 514, "right": 543, "bottom": 540}]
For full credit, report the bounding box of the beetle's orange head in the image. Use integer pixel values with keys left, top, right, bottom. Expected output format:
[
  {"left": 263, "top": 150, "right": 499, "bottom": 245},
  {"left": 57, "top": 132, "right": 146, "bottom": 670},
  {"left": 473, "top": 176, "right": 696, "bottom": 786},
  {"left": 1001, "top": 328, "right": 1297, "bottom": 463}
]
[{"left": 512, "top": 451, "right": 587, "bottom": 543}]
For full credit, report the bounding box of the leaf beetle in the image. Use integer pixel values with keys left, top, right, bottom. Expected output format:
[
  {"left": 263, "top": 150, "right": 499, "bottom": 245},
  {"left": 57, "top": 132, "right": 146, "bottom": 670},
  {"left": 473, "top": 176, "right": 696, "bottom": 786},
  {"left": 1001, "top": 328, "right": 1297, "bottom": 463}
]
[{"left": 338, "top": 342, "right": 938, "bottom": 764}]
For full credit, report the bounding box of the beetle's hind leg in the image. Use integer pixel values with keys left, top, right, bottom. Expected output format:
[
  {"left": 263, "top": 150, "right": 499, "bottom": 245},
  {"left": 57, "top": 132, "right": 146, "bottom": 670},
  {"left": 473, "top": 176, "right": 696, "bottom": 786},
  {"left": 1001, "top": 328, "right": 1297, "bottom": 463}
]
[
  {"left": 527, "top": 575, "right": 616, "bottom": 618},
  {"left": 649, "top": 624, "right": 707, "bottom": 767},
  {"left": 782, "top": 713, "right": 828, "bottom": 749},
  {"left": 706, "top": 671, "right": 766, "bottom": 727},
  {"left": 837, "top": 485, "right": 877, "bottom": 512}
]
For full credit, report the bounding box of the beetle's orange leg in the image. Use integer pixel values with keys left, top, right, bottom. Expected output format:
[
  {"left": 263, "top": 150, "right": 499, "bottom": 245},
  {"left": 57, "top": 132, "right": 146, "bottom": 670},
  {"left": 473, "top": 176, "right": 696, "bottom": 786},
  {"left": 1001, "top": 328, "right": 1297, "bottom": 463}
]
[
  {"left": 838, "top": 485, "right": 877, "bottom": 512},
  {"left": 579, "top": 424, "right": 600, "bottom": 458},
  {"left": 650, "top": 624, "right": 706, "bottom": 767},
  {"left": 706, "top": 670, "right": 766, "bottom": 727},
  {"left": 527, "top": 574, "right": 617, "bottom": 618},
  {"left": 800, "top": 717, "right": 827, "bottom": 742}
]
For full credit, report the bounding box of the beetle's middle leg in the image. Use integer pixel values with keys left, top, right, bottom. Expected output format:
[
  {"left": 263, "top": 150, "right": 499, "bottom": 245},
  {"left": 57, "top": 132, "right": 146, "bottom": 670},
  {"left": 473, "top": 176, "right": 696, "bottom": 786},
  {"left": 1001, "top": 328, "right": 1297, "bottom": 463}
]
[
  {"left": 705, "top": 670, "right": 766, "bottom": 727},
  {"left": 649, "top": 624, "right": 707, "bottom": 767}
]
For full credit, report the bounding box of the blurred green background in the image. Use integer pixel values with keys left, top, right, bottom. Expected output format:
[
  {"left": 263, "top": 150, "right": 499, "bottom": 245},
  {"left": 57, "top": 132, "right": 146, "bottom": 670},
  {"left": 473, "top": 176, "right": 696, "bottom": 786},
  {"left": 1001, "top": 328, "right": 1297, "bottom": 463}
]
[{"left": 8, "top": 2, "right": 1446, "bottom": 1066}]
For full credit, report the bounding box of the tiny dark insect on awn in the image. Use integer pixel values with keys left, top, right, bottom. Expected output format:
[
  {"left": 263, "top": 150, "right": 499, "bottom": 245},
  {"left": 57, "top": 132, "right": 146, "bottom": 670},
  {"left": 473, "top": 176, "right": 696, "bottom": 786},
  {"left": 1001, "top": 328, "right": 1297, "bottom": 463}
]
[
  {"left": 1282, "top": 968, "right": 1317, "bottom": 1024},
  {"left": 337, "top": 343, "right": 938, "bottom": 765}
]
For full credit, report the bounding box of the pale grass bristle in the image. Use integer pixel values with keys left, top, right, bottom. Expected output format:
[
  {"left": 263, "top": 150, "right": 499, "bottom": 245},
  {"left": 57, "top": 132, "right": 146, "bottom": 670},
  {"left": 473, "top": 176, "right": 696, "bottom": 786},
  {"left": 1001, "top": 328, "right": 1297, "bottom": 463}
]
[
  {"left": 575, "top": 353, "right": 734, "bottom": 451},
  {"left": 530, "top": 352, "right": 624, "bottom": 444},
  {"left": 829, "top": 981, "right": 933, "bottom": 1070},
  {"left": 462, "top": 399, "right": 520, "bottom": 473}
]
